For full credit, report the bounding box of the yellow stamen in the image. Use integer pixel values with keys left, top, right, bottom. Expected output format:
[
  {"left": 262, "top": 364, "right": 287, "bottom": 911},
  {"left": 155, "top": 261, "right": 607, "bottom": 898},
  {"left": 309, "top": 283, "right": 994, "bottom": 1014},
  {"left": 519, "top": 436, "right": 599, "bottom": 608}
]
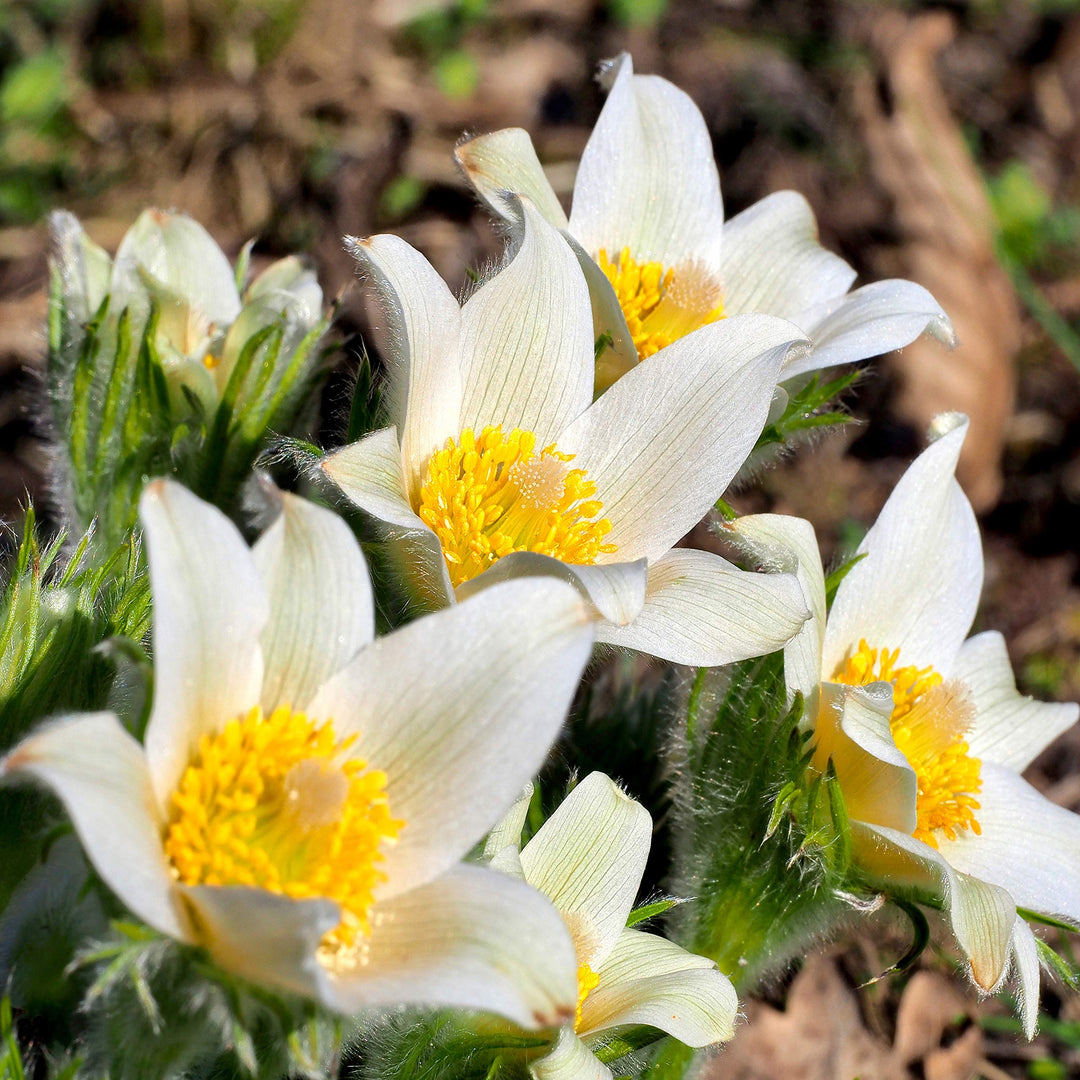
[
  {"left": 833, "top": 639, "right": 982, "bottom": 847},
  {"left": 417, "top": 426, "right": 617, "bottom": 589},
  {"left": 597, "top": 246, "right": 725, "bottom": 361},
  {"left": 203, "top": 353, "right": 221, "bottom": 370},
  {"left": 164, "top": 705, "right": 404, "bottom": 960},
  {"left": 575, "top": 963, "right": 600, "bottom": 1031}
]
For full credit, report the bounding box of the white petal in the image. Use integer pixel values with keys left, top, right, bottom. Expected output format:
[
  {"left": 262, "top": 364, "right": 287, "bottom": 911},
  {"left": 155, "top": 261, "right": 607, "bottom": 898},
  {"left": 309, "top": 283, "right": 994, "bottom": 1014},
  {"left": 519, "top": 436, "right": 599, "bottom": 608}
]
[
  {"left": 853, "top": 821, "right": 1015, "bottom": 991},
  {"left": 347, "top": 234, "right": 462, "bottom": 502},
  {"left": 569, "top": 55, "right": 724, "bottom": 274},
  {"left": 328, "top": 864, "right": 579, "bottom": 1030},
  {"left": 940, "top": 763, "right": 1080, "bottom": 927},
  {"left": 139, "top": 479, "right": 266, "bottom": 811},
  {"left": 581, "top": 929, "right": 737, "bottom": 1046},
  {"left": 785, "top": 279, "right": 956, "bottom": 380},
  {"left": 50, "top": 210, "right": 112, "bottom": 323},
  {"left": 954, "top": 631, "right": 1079, "bottom": 772},
  {"left": 815, "top": 683, "right": 918, "bottom": 834},
  {"left": 822, "top": 417, "right": 981, "bottom": 677},
  {"left": 181, "top": 885, "right": 337, "bottom": 1001},
  {"left": 0, "top": 714, "right": 191, "bottom": 942},
  {"left": 519, "top": 772, "right": 651, "bottom": 969},
  {"left": 246, "top": 255, "right": 323, "bottom": 320},
  {"left": 559, "top": 314, "right": 806, "bottom": 563},
  {"left": 459, "top": 196, "right": 593, "bottom": 445},
  {"left": 253, "top": 492, "right": 374, "bottom": 712},
  {"left": 1010, "top": 916, "right": 1041, "bottom": 1040},
  {"left": 717, "top": 191, "right": 855, "bottom": 321},
  {"left": 456, "top": 551, "right": 647, "bottom": 627},
  {"left": 454, "top": 128, "right": 569, "bottom": 229},
  {"left": 594, "top": 548, "right": 809, "bottom": 667},
  {"left": 532, "top": 1029, "right": 613, "bottom": 1080},
  {"left": 484, "top": 783, "right": 534, "bottom": 860},
  {"left": 308, "top": 579, "right": 593, "bottom": 898},
  {"left": 728, "top": 514, "right": 826, "bottom": 707}
]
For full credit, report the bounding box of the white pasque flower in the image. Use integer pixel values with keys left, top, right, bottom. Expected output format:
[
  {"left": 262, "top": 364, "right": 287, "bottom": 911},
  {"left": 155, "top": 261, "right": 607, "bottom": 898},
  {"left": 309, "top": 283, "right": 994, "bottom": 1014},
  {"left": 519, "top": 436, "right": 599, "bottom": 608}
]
[
  {"left": 732, "top": 414, "right": 1080, "bottom": 1036},
  {"left": 455, "top": 53, "right": 955, "bottom": 395},
  {"left": 0, "top": 479, "right": 598, "bottom": 1027},
  {"left": 486, "top": 773, "right": 737, "bottom": 1080},
  {"left": 52, "top": 208, "right": 323, "bottom": 411},
  {"left": 321, "top": 196, "right": 811, "bottom": 667}
]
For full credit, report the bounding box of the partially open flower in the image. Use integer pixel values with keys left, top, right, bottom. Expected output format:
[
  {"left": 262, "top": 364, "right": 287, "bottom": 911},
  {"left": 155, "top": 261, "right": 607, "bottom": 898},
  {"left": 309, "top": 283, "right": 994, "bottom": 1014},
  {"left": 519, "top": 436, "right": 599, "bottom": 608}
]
[
  {"left": 1, "top": 480, "right": 596, "bottom": 1026},
  {"left": 456, "top": 53, "right": 955, "bottom": 396},
  {"left": 733, "top": 415, "right": 1080, "bottom": 1036},
  {"left": 321, "top": 196, "right": 811, "bottom": 668}
]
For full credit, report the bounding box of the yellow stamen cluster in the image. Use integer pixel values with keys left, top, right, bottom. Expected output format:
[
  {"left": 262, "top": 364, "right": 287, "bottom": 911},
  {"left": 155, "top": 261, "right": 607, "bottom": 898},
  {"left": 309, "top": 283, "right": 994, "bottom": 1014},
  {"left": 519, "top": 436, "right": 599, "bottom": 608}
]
[
  {"left": 164, "top": 705, "right": 403, "bottom": 954},
  {"left": 833, "top": 639, "right": 982, "bottom": 847},
  {"left": 575, "top": 963, "right": 600, "bottom": 1031},
  {"left": 597, "top": 246, "right": 725, "bottom": 361},
  {"left": 417, "top": 426, "right": 617, "bottom": 589}
]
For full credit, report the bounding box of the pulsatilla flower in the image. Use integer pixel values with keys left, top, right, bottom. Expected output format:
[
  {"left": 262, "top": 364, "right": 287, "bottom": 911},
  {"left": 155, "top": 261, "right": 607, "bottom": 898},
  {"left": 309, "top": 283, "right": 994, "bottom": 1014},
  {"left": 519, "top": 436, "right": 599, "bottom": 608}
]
[
  {"left": 486, "top": 773, "right": 738, "bottom": 1080},
  {"left": 0, "top": 480, "right": 596, "bottom": 1026},
  {"left": 455, "top": 53, "right": 954, "bottom": 395},
  {"left": 733, "top": 415, "right": 1080, "bottom": 1036},
  {"left": 321, "top": 196, "right": 811, "bottom": 668}
]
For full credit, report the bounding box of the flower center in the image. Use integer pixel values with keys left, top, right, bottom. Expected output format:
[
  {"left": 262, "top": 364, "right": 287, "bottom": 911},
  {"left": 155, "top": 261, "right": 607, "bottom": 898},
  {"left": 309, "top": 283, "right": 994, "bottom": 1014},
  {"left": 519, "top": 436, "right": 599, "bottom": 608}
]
[
  {"left": 164, "top": 705, "right": 404, "bottom": 959},
  {"left": 833, "top": 639, "right": 982, "bottom": 847},
  {"left": 575, "top": 963, "right": 600, "bottom": 1031},
  {"left": 597, "top": 246, "right": 725, "bottom": 362},
  {"left": 417, "top": 426, "right": 617, "bottom": 589}
]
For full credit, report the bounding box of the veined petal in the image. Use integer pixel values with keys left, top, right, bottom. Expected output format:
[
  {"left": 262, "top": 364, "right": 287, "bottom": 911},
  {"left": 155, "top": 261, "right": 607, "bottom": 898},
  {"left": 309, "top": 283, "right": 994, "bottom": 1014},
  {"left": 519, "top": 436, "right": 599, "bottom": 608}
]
[
  {"left": 454, "top": 128, "right": 569, "bottom": 229},
  {"left": 594, "top": 548, "right": 809, "bottom": 667},
  {"left": 329, "top": 864, "right": 578, "bottom": 1030},
  {"left": 253, "top": 492, "right": 374, "bottom": 712},
  {"left": 347, "top": 234, "right": 462, "bottom": 502},
  {"left": 717, "top": 191, "right": 856, "bottom": 322},
  {"left": 853, "top": 821, "right": 1015, "bottom": 991},
  {"left": 785, "top": 279, "right": 956, "bottom": 380},
  {"left": 246, "top": 255, "right": 323, "bottom": 320},
  {"left": 569, "top": 54, "right": 724, "bottom": 274},
  {"left": 140, "top": 479, "right": 266, "bottom": 811},
  {"left": 728, "top": 514, "right": 826, "bottom": 707},
  {"left": 484, "top": 783, "right": 534, "bottom": 860},
  {"left": 954, "top": 631, "right": 1079, "bottom": 772},
  {"left": 559, "top": 314, "right": 806, "bottom": 563},
  {"left": 581, "top": 929, "right": 737, "bottom": 1046},
  {"left": 519, "top": 772, "right": 651, "bottom": 969},
  {"left": 181, "top": 885, "right": 337, "bottom": 1002},
  {"left": 822, "top": 415, "right": 981, "bottom": 677},
  {"left": 0, "top": 714, "right": 191, "bottom": 942},
  {"left": 460, "top": 196, "right": 593, "bottom": 445},
  {"left": 532, "top": 1029, "right": 613, "bottom": 1080},
  {"left": 456, "top": 551, "right": 647, "bottom": 627},
  {"left": 1010, "top": 916, "right": 1041, "bottom": 1040},
  {"left": 816, "top": 682, "right": 918, "bottom": 834},
  {"left": 940, "top": 763, "right": 1080, "bottom": 927},
  {"left": 308, "top": 579, "right": 593, "bottom": 898}
]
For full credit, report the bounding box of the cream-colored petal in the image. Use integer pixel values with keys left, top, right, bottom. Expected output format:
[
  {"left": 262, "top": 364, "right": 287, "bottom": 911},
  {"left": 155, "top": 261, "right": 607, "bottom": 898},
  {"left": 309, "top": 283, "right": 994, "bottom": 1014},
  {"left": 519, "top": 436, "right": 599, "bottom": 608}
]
[
  {"left": 346, "top": 234, "right": 462, "bottom": 502},
  {"left": 253, "top": 492, "right": 374, "bottom": 712},
  {"left": 594, "top": 548, "right": 809, "bottom": 667},
  {"left": 459, "top": 197, "right": 593, "bottom": 446},
  {"left": 727, "top": 514, "right": 826, "bottom": 708},
  {"left": 309, "top": 579, "right": 593, "bottom": 898},
  {"left": 454, "top": 128, "right": 569, "bottom": 229},
  {"left": 954, "top": 631, "right": 1079, "bottom": 772},
  {"left": 822, "top": 416, "right": 981, "bottom": 677},
  {"left": 569, "top": 54, "right": 724, "bottom": 274},
  {"left": 484, "top": 783, "right": 534, "bottom": 860},
  {"left": 581, "top": 929, "right": 737, "bottom": 1046},
  {"left": 0, "top": 713, "right": 191, "bottom": 942},
  {"left": 532, "top": 1028, "right": 613, "bottom": 1080},
  {"left": 558, "top": 314, "right": 806, "bottom": 564},
  {"left": 519, "top": 772, "right": 651, "bottom": 969},
  {"left": 1010, "top": 916, "right": 1041, "bottom": 1040},
  {"left": 50, "top": 210, "right": 112, "bottom": 324},
  {"left": 328, "top": 864, "right": 578, "bottom": 1030},
  {"left": 139, "top": 479, "right": 266, "bottom": 811}
]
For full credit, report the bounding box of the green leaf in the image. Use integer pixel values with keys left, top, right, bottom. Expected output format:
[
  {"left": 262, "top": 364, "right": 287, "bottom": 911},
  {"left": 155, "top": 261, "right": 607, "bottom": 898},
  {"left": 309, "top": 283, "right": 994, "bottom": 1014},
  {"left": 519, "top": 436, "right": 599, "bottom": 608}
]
[
  {"left": 823, "top": 551, "right": 867, "bottom": 611},
  {"left": 754, "top": 370, "right": 860, "bottom": 453},
  {"left": 626, "top": 899, "right": 680, "bottom": 927}
]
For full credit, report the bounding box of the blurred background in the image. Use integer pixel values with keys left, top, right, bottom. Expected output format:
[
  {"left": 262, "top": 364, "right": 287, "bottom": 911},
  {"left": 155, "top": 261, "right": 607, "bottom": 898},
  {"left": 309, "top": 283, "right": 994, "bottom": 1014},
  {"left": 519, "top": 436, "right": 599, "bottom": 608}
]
[{"left": 2, "top": 0, "right": 1080, "bottom": 1075}]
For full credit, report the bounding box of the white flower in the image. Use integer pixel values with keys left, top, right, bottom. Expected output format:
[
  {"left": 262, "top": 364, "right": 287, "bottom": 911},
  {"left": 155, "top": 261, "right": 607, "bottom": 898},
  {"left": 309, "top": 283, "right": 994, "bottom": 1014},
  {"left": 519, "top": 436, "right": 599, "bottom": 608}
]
[
  {"left": 455, "top": 53, "right": 955, "bottom": 395},
  {"left": 52, "top": 208, "right": 324, "bottom": 412},
  {"left": 320, "top": 196, "right": 811, "bottom": 668},
  {"left": 732, "top": 414, "right": 1080, "bottom": 1036},
  {"left": 487, "top": 773, "right": 738, "bottom": 1080},
  {"left": 0, "top": 479, "right": 598, "bottom": 1027}
]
